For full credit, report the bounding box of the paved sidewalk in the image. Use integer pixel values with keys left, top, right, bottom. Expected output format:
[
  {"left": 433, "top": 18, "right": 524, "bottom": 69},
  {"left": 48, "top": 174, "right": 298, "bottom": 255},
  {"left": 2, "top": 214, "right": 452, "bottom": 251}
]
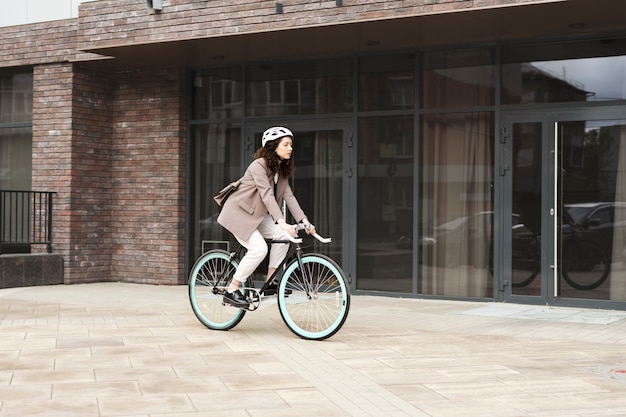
[{"left": 2, "top": 283, "right": 626, "bottom": 417}]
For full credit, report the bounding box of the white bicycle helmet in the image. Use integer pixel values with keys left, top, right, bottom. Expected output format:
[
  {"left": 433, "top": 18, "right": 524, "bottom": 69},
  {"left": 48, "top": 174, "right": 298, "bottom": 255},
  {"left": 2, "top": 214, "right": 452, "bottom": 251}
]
[{"left": 262, "top": 126, "right": 293, "bottom": 147}]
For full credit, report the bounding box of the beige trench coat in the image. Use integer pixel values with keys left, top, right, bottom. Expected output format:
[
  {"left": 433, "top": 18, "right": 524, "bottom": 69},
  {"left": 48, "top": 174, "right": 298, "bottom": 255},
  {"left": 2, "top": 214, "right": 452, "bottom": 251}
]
[{"left": 217, "top": 157, "right": 307, "bottom": 241}]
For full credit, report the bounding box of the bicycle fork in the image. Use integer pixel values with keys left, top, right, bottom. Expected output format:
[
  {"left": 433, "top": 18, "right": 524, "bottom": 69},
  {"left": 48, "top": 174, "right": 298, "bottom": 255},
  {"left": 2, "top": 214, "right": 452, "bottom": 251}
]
[{"left": 293, "top": 246, "right": 314, "bottom": 300}]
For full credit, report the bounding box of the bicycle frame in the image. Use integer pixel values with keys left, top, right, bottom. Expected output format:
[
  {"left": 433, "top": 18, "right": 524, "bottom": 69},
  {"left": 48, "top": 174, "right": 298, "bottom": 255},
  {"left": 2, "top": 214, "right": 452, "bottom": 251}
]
[{"left": 211, "top": 238, "right": 307, "bottom": 307}]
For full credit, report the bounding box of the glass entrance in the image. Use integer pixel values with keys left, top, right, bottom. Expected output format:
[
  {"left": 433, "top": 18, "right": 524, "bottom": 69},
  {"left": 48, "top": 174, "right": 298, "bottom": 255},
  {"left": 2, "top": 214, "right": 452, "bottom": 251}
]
[
  {"left": 507, "top": 119, "right": 546, "bottom": 298},
  {"left": 502, "top": 111, "right": 626, "bottom": 305},
  {"left": 558, "top": 119, "right": 626, "bottom": 301}
]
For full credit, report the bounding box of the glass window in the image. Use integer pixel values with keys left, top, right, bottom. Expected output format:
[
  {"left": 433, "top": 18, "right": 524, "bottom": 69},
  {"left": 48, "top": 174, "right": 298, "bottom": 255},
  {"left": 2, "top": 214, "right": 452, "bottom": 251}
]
[
  {"left": 0, "top": 72, "right": 33, "bottom": 124},
  {"left": 358, "top": 54, "right": 414, "bottom": 111},
  {"left": 0, "top": 127, "right": 32, "bottom": 190},
  {"left": 357, "top": 116, "right": 414, "bottom": 293},
  {"left": 246, "top": 58, "right": 353, "bottom": 116},
  {"left": 0, "top": 71, "right": 33, "bottom": 191},
  {"left": 188, "top": 124, "right": 242, "bottom": 262},
  {"left": 419, "top": 112, "right": 494, "bottom": 297},
  {"left": 287, "top": 128, "right": 344, "bottom": 265},
  {"left": 192, "top": 68, "right": 243, "bottom": 120},
  {"left": 502, "top": 38, "right": 626, "bottom": 104},
  {"left": 422, "top": 47, "right": 495, "bottom": 109},
  {"left": 1, "top": 72, "right": 32, "bottom": 252}
]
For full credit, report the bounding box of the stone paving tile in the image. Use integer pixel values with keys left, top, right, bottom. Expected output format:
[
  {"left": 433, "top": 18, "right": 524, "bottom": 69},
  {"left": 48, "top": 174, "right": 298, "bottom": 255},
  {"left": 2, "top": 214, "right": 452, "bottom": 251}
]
[
  {"left": 2, "top": 283, "right": 626, "bottom": 416},
  {"left": 95, "top": 365, "right": 178, "bottom": 382},
  {"left": 0, "top": 398, "right": 99, "bottom": 417},
  {"left": 98, "top": 394, "right": 195, "bottom": 416},
  {"left": 52, "top": 381, "right": 141, "bottom": 399},
  {"left": 10, "top": 368, "right": 96, "bottom": 386},
  {"left": 138, "top": 377, "right": 230, "bottom": 396},
  {"left": 0, "top": 384, "right": 52, "bottom": 401}
]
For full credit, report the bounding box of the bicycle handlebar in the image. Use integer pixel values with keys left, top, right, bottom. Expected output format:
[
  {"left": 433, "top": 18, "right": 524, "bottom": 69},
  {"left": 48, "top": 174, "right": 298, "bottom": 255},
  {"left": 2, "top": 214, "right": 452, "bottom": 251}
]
[
  {"left": 311, "top": 232, "right": 332, "bottom": 244},
  {"left": 282, "top": 223, "right": 332, "bottom": 244}
]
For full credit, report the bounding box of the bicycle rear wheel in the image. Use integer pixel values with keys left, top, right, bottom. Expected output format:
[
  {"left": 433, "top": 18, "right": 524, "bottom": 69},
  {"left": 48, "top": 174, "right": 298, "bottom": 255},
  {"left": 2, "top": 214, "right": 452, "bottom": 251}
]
[
  {"left": 561, "top": 241, "right": 610, "bottom": 291},
  {"left": 188, "top": 250, "right": 246, "bottom": 330},
  {"left": 278, "top": 253, "right": 350, "bottom": 340},
  {"left": 511, "top": 241, "right": 540, "bottom": 288}
]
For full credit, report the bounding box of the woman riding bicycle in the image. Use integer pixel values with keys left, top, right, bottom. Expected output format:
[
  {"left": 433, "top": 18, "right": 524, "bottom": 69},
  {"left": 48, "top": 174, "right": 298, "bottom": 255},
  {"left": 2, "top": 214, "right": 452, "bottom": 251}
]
[{"left": 217, "top": 126, "right": 316, "bottom": 308}]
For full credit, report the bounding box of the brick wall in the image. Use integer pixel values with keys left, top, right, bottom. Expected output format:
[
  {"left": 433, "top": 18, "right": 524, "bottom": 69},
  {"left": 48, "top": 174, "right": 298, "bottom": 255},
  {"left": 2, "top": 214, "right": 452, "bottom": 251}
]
[
  {"left": 30, "top": 62, "right": 187, "bottom": 285},
  {"left": 0, "top": 19, "right": 99, "bottom": 68},
  {"left": 68, "top": 66, "right": 114, "bottom": 283},
  {"left": 109, "top": 68, "right": 187, "bottom": 285},
  {"left": 76, "top": 0, "right": 553, "bottom": 50},
  {"left": 31, "top": 64, "right": 114, "bottom": 284},
  {"left": 32, "top": 63, "right": 74, "bottom": 274}
]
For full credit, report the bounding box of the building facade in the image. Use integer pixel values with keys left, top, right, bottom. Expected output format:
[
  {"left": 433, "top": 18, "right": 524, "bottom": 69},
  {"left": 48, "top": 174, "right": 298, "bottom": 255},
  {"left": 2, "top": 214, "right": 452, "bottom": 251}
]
[{"left": 2, "top": 0, "right": 626, "bottom": 308}]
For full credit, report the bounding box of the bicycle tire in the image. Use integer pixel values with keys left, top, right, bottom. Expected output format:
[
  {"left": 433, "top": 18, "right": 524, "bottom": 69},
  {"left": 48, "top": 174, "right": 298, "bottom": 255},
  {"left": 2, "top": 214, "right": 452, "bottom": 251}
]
[
  {"left": 278, "top": 253, "right": 350, "bottom": 340},
  {"left": 188, "top": 250, "right": 246, "bottom": 330},
  {"left": 561, "top": 240, "right": 610, "bottom": 291},
  {"left": 511, "top": 241, "right": 540, "bottom": 288}
]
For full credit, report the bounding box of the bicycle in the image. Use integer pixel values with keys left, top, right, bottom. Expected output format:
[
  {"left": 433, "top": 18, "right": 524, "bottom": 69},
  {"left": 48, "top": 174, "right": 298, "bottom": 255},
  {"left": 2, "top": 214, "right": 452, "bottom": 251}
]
[
  {"left": 188, "top": 224, "right": 350, "bottom": 340},
  {"left": 511, "top": 230, "right": 610, "bottom": 291}
]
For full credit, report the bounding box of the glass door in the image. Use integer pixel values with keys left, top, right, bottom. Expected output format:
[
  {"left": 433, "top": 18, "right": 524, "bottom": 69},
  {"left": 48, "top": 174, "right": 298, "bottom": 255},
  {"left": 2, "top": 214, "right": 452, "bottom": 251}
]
[
  {"left": 501, "top": 110, "right": 626, "bottom": 305},
  {"left": 501, "top": 115, "right": 552, "bottom": 301},
  {"left": 557, "top": 118, "right": 626, "bottom": 302},
  {"left": 247, "top": 121, "right": 353, "bottom": 285}
]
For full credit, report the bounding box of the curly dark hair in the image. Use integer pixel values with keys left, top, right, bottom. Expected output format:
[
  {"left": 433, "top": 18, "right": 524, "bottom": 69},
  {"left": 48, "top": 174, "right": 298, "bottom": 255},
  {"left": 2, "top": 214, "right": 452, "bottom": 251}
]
[{"left": 253, "top": 139, "right": 295, "bottom": 178}]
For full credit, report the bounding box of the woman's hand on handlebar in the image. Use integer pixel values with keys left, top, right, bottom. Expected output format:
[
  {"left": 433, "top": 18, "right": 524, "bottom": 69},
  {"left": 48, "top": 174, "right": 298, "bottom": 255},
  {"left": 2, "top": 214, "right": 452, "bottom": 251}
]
[
  {"left": 277, "top": 219, "right": 297, "bottom": 238},
  {"left": 302, "top": 221, "right": 316, "bottom": 235}
]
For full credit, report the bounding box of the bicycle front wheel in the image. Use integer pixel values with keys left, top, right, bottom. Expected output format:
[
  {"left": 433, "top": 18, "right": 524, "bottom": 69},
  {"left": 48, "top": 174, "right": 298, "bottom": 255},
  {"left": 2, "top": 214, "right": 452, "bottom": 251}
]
[
  {"left": 561, "top": 241, "right": 610, "bottom": 291},
  {"left": 278, "top": 253, "right": 350, "bottom": 340},
  {"left": 188, "top": 250, "right": 246, "bottom": 330}
]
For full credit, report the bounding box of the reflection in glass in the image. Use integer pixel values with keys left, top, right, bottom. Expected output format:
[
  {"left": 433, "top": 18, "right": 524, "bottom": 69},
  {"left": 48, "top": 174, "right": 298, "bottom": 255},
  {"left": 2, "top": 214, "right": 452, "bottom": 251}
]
[
  {"left": 289, "top": 130, "right": 343, "bottom": 264},
  {"left": 357, "top": 116, "right": 414, "bottom": 292},
  {"left": 358, "top": 54, "right": 414, "bottom": 111},
  {"left": 502, "top": 38, "right": 626, "bottom": 104},
  {"left": 559, "top": 120, "right": 626, "bottom": 301},
  {"left": 192, "top": 68, "right": 243, "bottom": 120},
  {"left": 422, "top": 47, "right": 495, "bottom": 109},
  {"left": 419, "top": 112, "right": 494, "bottom": 297},
  {"left": 246, "top": 59, "right": 353, "bottom": 116},
  {"left": 0, "top": 72, "right": 33, "bottom": 124},
  {"left": 511, "top": 122, "right": 542, "bottom": 296},
  {"left": 0, "top": 127, "right": 32, "bottom": 191},
  {"left": 189, "top": 124, "right": 242, "bottom": 262}
]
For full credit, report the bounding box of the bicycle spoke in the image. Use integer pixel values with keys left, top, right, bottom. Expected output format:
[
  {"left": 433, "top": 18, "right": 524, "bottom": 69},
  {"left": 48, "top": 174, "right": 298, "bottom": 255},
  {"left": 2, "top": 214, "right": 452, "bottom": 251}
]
[
  {"left": 188, "top": 250, "right": 246, "bottom": 330},
  {"left": 278, "top": 254, "right": 350, "bottom": 340}
]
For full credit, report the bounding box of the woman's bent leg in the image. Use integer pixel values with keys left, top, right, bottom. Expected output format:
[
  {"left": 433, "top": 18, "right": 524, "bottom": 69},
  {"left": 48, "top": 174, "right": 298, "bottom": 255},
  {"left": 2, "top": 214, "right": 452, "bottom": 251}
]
[
  {"left": 257, "top": 215, "right": 290, "bottom": 274},
  {"left": 231, "top": 230, "right": 268, "bottom": 284},
  {"left": 223, "top": 230, "right": 268, "bottom": 307}
]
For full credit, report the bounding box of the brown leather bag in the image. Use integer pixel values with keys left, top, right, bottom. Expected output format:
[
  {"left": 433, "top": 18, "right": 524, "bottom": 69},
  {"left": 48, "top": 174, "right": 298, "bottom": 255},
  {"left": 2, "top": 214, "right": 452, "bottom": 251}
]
[{"left": 213, "top": 179, "right": 242, "bottom": 207}]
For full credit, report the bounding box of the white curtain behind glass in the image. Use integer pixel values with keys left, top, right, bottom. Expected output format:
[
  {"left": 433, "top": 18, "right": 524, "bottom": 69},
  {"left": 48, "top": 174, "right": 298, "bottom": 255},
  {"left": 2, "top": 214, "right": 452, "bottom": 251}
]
[{"left": 421, "top": 113, "right": 493, "bottom": 297}]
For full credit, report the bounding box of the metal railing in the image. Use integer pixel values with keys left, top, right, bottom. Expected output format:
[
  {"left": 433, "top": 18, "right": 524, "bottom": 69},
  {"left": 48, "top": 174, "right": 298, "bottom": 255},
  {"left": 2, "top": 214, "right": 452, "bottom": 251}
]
[{"left": 0, "top": 190, "right": 55, "bottom": 254}]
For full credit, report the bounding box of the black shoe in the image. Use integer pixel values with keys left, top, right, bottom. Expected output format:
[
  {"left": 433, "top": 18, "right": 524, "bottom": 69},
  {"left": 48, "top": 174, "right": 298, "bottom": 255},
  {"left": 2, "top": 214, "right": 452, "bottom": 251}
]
[
  {"left": 223, "top": 289, "right": 250, "bottom": 308},
  {"left": 262, "top": 283, "right": 292, "bottom": 296}
]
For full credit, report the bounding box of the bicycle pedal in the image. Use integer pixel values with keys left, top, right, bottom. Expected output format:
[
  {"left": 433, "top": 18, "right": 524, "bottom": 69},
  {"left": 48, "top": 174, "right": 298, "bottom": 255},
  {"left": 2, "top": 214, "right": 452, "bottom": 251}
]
[{"left": 243, "top": 289, "right": 261, "bottom": 311}]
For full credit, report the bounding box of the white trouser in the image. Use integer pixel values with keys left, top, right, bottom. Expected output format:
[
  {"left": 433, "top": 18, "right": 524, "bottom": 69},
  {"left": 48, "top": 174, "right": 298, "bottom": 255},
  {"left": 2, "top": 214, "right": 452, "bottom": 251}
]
[{"left": 232, "top": 214, "right": 291, "bottom": 284}]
